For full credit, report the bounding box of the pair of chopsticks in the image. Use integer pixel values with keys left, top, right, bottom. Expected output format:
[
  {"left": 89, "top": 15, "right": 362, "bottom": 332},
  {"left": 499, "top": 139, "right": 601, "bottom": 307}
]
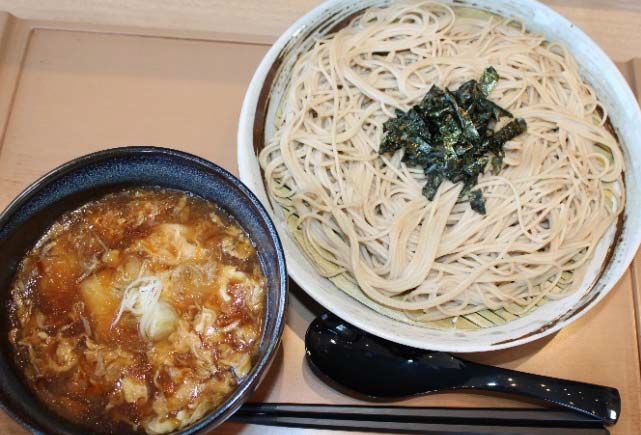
[{"left": 230, "top": 403, "right": 609, "bottom": 434}]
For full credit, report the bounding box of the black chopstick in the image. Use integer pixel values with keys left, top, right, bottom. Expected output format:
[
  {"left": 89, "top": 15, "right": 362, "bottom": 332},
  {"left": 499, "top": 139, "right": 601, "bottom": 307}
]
[{"left": 230, "top": 403, "right": 609, "bottom": 434}]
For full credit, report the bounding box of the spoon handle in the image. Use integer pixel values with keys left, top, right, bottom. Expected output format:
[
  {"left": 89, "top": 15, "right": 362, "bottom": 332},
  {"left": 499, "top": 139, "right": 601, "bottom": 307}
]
[{"left": 458, "top": 360, "right": 620, "bottom": 425}]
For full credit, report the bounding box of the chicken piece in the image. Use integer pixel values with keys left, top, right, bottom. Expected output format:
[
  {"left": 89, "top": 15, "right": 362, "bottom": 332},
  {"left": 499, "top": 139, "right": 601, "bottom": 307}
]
[
  {"left": 79, "top": 270, "right": 119, "bottom": 340},
  {"left": 121, "top": 376, "right": 148, "bottom": 404}
]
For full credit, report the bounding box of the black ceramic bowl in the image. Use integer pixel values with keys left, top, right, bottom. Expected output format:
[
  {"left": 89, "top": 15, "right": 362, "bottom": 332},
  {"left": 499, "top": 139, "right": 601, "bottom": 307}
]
[{"left": 0, "top": 146, "right": 287, "bottom": 434}]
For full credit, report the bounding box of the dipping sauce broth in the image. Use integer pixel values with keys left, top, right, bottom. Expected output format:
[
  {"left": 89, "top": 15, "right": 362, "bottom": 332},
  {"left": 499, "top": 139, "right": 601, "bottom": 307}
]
[{"left": 8, "top": 188, "right": 266, "bottom": 434}]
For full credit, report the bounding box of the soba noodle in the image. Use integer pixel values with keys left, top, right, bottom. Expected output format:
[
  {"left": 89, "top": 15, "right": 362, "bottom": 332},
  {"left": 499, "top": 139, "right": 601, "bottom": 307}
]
[{"left": 259, "top": 1, "right": 625, "bottom": 324}]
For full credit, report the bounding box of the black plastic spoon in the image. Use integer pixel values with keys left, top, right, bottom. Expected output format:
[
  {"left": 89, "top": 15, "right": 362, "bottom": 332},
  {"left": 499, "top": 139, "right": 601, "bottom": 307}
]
[{"left": 305, "top": 312, "right": 620, "bottom": 426}]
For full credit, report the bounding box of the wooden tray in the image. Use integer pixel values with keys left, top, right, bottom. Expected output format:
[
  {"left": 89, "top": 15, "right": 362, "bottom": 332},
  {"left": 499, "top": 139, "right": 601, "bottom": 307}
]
[{"left": 0, "top": 7, "right": 639, "bottom": 435}]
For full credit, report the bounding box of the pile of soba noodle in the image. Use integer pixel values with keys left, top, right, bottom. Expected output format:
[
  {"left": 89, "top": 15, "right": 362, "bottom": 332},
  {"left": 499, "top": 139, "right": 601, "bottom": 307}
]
[{"left": 259, "top": 1, "right": 625, "bottom": 324}]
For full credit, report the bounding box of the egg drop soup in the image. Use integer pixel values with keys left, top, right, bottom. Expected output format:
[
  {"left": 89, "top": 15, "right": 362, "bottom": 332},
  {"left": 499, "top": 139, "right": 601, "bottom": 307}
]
[{"left": 8, "top": 188, "right": 266, "bottom": 434}]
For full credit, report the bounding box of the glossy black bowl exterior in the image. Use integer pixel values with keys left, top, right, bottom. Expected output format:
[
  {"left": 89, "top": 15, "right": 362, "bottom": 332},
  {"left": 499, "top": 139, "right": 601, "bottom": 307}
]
[{"left": 0, "top": 146, "right": 288, "bottom": 435}]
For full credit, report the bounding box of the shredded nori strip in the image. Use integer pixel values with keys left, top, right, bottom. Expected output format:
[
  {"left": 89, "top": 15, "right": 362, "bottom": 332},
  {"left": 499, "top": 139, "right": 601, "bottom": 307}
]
[{"left": 379, "top": 66, "right": 527, "bottom": 214}]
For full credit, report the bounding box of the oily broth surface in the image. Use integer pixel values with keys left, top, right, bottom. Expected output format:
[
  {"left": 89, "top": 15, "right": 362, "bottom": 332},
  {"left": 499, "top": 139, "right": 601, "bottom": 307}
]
[{"left": 8, "top": 188, "right": 266, "bottom": 434}]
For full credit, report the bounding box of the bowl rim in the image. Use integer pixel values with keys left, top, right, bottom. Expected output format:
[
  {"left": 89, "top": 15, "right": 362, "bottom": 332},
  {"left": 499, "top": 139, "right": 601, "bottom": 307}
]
[
  {"left": 0, "top": 146, "right": 288, "bottom": 435},
  {"left": 237, "top": 0, "right": 641, "bottom": 352}
]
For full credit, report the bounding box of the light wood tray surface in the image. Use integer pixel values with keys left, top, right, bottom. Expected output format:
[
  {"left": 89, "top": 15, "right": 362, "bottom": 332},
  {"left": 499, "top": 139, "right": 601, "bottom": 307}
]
[{"left": 0, "top": 4, "right": 639, "bottom": 435}]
